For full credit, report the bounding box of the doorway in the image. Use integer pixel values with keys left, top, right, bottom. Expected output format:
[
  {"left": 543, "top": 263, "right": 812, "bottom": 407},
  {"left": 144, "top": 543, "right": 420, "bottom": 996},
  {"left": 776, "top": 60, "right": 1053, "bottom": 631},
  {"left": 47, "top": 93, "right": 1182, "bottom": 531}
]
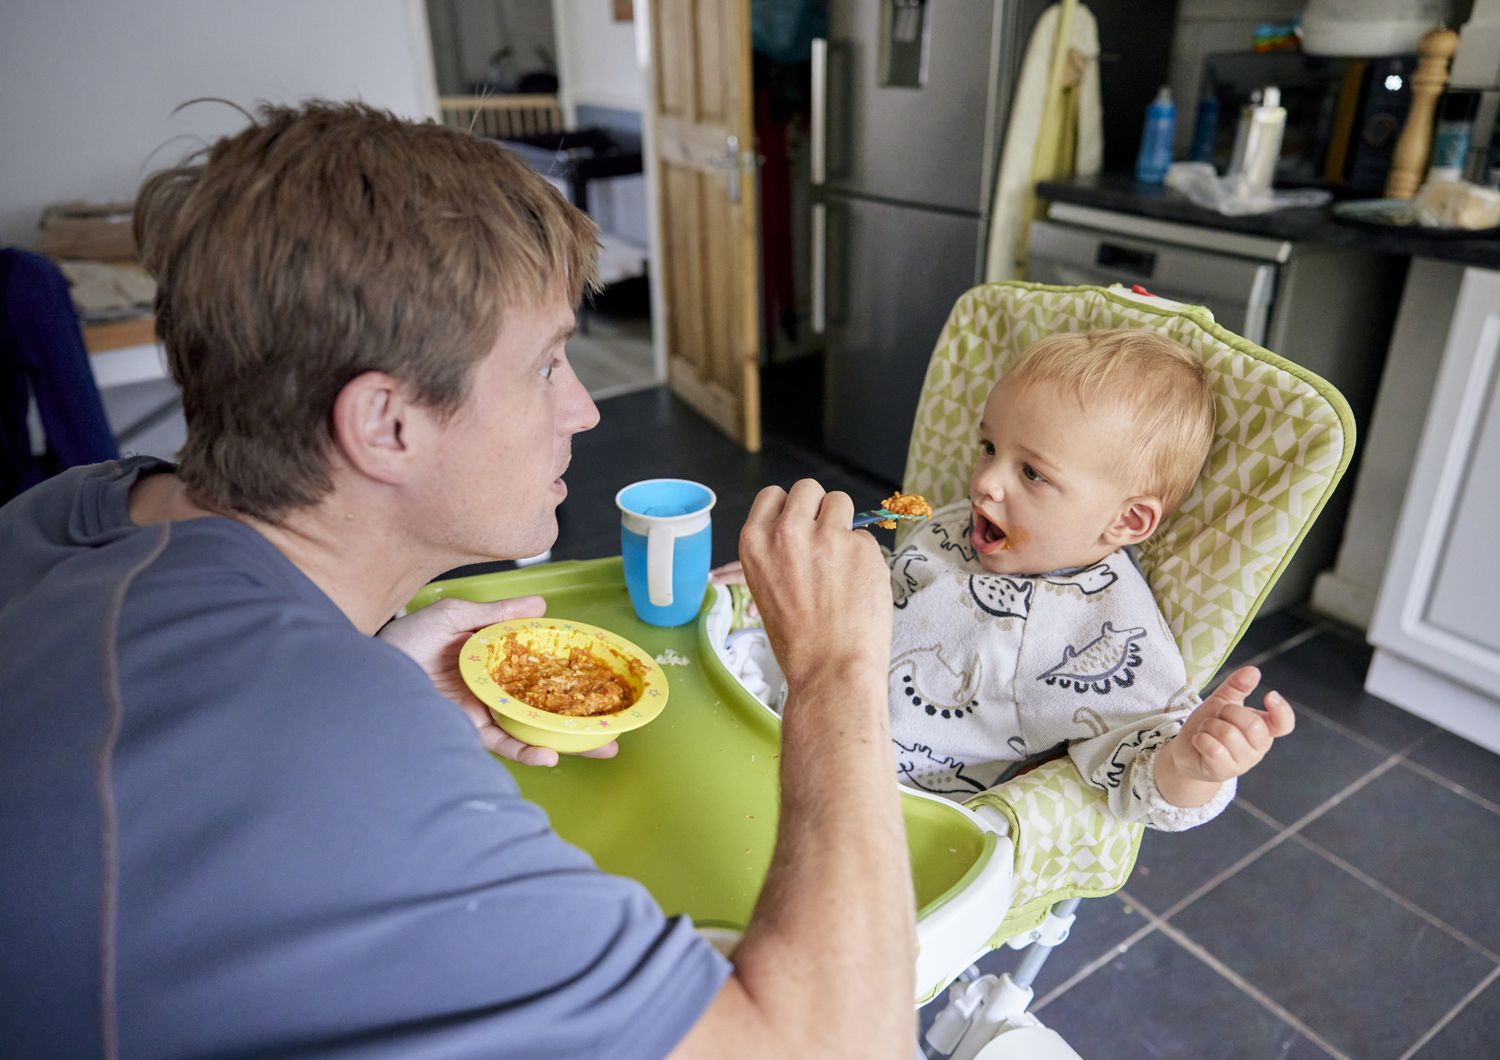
[{"left": 425, "top": 0, "right": 661, "bottom": 400}]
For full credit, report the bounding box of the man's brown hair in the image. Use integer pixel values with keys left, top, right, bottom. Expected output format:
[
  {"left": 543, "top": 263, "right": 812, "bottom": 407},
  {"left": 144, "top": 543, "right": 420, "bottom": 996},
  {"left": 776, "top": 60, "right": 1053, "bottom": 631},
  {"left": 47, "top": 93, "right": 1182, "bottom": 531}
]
[{"left": 134, "top": 100, "right": 598, "bottom": 520}]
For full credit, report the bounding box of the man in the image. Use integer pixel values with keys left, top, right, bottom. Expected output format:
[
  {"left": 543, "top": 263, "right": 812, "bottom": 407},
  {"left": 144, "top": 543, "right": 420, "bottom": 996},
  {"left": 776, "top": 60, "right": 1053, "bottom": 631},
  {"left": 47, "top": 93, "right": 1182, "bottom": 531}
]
[{"left": 0, "top": 103, "right": 914, "bottom": 1056}]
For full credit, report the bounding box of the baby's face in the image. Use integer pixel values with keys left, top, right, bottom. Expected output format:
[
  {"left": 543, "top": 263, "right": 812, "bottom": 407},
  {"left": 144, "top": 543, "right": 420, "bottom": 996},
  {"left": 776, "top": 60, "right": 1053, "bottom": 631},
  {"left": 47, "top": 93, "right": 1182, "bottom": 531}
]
[{"left": 967, "top": 378, "right": 1140, "bottom": 575}]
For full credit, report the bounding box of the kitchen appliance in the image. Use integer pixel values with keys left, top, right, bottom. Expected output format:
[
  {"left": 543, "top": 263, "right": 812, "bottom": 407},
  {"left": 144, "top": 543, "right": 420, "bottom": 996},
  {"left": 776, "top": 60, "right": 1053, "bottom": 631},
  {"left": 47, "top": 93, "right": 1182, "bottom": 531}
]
[
  {"left": 1198, "top": 49, "right": 1415, "bottom": 194},
  {"left": 813, "top": 0, "right": 1176, "bottom": 485},
  {"left": 1024, "top": 202, "right": 1408, "bottom": 610}
]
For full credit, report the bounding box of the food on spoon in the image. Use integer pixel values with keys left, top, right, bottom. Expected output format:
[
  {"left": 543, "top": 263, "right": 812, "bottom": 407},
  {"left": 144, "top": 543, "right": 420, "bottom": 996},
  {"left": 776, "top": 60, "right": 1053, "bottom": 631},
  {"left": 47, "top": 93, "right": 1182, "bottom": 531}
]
[
  {"left": 876, "top": 492, "right": 933, "bottom": 529},
  {"left": 486, "top": 633, "right": 644, "bottom": 717}
]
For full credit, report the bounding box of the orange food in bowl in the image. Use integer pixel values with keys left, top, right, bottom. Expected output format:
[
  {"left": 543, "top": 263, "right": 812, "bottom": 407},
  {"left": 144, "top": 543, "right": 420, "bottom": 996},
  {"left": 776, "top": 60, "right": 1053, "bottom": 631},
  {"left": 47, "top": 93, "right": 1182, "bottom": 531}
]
[{"left": 486, "top": 632, "right": 646, "bottom": 718}]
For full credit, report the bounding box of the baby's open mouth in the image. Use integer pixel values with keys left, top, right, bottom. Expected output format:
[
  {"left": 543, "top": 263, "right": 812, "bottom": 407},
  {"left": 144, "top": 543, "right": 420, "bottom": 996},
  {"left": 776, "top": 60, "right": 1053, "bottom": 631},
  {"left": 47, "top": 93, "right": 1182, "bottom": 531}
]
[{"left": 971, "top": 509, "right": 1011, "bottom": 554}]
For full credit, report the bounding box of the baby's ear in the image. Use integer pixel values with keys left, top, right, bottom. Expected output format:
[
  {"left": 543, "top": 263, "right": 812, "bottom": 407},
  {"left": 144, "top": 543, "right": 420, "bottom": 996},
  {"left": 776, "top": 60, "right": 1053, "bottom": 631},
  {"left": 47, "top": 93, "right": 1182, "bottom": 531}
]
[{"left": 1106, "top": 496, "right": 1163, "bottom": 547}]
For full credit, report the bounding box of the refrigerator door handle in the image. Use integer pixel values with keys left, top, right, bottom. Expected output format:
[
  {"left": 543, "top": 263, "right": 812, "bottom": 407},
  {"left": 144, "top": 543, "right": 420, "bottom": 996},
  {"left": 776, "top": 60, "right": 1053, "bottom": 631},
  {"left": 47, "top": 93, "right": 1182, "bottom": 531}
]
[
  {"left": 812, "top": 202, "right": 827, "bottom": 335},
  {"left": 811, "top": 37, "right": 827, "bottom": 186}
]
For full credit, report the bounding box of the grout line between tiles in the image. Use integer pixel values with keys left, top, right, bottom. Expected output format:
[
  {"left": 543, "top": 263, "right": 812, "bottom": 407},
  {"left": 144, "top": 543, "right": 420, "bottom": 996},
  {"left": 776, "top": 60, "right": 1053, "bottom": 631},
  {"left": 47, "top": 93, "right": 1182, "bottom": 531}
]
[
  {"left": 1245, "top": 745, "right": 1500, "bottom": 963},
  {"left": 1029, "top": 761, "right": 1404, "bottom": 1025},
  {"left": 1155, "top": 921, "right": 1350, "bottom": 1059},
  {"left": 1154, "top": 825, "right": 1293, "bottom": 922},
  {"left": 1232, "top": 624, "right": 1324, "bottom": 671},
  {"left": 1398, "top": 755, "right": 1500, "bottom": 820},
  {"left": 1117, "top": 897, "right": 1352, "bottom": 1059},
  {"left": 1265, "top": 755, "right": 1402, "bottom": 834},
  {"left": 1279, "top": 696, "right": 1417, "bottom": 761},
  {"left": 1286, "top": 830, "right": 1500, "bottom": 964},
  {"left": 1396, "top": 961, "right": 1500, "bottom": 1060},
  {"left": 1030, "top": 914, "right": 1160, "bottom": 1013}
]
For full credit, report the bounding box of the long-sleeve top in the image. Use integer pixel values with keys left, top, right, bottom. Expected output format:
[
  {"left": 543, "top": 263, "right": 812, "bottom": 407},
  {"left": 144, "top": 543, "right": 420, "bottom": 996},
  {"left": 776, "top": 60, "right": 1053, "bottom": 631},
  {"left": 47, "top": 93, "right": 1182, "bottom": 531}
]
[{"left": 887, "top": 501, "right": 1234, "bottom": 830}]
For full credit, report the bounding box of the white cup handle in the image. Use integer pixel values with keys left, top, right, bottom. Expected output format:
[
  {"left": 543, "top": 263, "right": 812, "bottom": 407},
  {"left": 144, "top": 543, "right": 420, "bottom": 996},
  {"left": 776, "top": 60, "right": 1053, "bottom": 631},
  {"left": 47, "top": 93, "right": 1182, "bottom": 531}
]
[{"left": 646, "top": 524, "right": 674, "bottom": 606}]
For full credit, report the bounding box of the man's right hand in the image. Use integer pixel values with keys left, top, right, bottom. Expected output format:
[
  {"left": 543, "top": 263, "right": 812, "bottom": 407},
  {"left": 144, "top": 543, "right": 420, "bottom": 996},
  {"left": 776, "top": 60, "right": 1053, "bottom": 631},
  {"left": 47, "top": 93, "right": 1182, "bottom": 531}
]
[
  {"left": 672, "top": 480, "right": 914, "bottom": 1057},
  {"left": 736, "top": 479, "right": 893, "bottom": 691}
]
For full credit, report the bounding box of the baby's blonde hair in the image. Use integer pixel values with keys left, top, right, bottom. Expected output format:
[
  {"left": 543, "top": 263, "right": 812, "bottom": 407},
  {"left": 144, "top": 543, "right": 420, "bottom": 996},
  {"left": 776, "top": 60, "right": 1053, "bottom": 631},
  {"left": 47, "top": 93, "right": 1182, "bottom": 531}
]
[{"left": 1007, "top": 328, "right": 1215, "bottom": 517}]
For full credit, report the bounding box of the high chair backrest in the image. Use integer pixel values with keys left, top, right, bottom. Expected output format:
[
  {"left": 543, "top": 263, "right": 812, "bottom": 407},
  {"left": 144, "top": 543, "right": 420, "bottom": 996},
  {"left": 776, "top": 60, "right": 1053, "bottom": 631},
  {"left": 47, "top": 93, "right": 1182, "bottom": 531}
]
[{"left": 900, "top": 281, "right": 1356, "bottom": 688}]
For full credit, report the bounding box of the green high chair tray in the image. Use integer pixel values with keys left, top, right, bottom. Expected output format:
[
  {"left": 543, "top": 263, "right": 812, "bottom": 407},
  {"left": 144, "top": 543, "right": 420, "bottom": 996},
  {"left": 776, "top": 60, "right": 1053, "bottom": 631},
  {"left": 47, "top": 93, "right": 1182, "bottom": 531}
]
[{"left": 410, "top": 556, "right": 1004, "bottom": 943}]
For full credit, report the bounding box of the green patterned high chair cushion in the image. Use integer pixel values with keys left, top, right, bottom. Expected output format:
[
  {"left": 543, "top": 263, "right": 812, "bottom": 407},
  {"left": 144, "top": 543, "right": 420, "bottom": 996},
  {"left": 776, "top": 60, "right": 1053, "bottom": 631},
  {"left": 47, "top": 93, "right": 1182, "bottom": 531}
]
[
  {"left": 965, "top": 758, "right": 1144, "bottom": 945},
  {"left": 905, "top": 282, "right": 1355, "bottom": 937},
  {"left": 901, "top": 281, "right": 1355, "bottom": 690}
]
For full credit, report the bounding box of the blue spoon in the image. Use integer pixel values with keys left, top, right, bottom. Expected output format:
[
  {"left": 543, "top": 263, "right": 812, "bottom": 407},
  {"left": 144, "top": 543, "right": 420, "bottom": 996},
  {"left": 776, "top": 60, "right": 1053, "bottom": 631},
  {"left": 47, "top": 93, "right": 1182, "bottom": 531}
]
[{"left": 851, "top": 507, "right": 929, "bottom": 530}]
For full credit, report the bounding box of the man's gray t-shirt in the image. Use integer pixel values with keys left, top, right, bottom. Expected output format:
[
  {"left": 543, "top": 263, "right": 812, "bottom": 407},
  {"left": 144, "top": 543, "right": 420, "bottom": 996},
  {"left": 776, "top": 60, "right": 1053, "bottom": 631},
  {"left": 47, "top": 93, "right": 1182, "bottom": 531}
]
[{"left": 0, "top": 458, "right": 729, "bottom": 1058}]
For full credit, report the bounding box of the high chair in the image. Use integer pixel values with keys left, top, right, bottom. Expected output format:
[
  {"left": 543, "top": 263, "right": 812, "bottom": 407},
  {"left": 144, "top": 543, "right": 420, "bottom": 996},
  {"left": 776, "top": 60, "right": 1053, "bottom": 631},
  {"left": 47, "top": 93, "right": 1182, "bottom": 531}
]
[
  {"left": 410, "top": 280, "right": 1355, "bottom": 1059},
  {"left": 894, "top": 280, "right": 1356, "bottom": 1058}
]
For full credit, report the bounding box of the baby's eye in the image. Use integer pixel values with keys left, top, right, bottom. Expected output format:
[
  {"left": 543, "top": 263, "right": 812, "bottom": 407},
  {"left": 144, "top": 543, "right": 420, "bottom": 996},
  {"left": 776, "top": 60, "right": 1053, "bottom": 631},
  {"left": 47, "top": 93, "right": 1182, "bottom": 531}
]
[
  {"left": 1022, "top": 463, "right": 1045, "bottom": 483},
  {"left": 979, "top": 440, "right": 995, "bottom": 457}
]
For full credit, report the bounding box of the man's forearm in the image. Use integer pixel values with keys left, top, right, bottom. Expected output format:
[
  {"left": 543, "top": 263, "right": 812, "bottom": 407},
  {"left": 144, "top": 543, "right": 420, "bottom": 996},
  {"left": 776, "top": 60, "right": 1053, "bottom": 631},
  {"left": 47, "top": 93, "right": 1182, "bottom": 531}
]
[{"left": 731, "top": 662, "right": 915, "bottom": 1054}]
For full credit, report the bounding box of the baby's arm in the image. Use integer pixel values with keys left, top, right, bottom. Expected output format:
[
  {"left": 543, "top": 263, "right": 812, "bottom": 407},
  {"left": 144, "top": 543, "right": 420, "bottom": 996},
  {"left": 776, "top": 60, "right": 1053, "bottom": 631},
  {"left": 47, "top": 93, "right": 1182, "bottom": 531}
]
[{"left": 1153, "top": 666, "right": 1294, "bottom": 807}]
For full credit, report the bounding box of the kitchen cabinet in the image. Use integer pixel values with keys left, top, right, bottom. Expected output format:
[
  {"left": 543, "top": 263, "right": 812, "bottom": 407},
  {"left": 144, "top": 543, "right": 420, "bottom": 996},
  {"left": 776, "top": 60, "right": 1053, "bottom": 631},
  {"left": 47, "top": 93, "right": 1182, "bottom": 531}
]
[{"left": 1367, "top": 265, "right": 1500, "bottom": 755}]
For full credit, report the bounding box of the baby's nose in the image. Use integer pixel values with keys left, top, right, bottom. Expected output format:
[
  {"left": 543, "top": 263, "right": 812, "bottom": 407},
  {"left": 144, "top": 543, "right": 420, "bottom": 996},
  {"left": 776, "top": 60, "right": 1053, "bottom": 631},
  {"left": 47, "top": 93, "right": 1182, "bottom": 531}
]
[{"left": 974, "top": 472, "right": 1004, "bottom": 502}]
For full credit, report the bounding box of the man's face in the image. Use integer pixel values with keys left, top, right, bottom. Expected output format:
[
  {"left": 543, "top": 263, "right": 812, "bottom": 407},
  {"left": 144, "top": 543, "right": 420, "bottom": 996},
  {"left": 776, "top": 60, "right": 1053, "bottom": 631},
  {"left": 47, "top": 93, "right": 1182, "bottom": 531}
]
[
  {"left": 967, "top": 377, "right": 1137, "bottom": 575},
  {"left": 422, "top": 296, "right": 599, "bottom": 563}
]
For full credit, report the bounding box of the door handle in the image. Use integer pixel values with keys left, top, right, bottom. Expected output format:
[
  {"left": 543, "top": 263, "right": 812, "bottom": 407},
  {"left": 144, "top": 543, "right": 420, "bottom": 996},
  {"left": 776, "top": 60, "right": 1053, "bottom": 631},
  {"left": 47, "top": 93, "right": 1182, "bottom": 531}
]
[
  {"left": 812, "top": 202, "right": 827, "bottom": 334},
  {"left": 709, "top": 135, "right": 755, "bottom": 204},
  {"left": 811, "top": 38, "right": 827, "bottom": 186}
]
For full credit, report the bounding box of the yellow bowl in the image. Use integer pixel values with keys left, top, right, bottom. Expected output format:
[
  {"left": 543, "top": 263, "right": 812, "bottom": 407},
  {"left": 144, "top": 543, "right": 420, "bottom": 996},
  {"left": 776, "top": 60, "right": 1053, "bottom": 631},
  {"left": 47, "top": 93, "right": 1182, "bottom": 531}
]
[{"left": 458, "top": 618, "right": 669, "bottom": 753}]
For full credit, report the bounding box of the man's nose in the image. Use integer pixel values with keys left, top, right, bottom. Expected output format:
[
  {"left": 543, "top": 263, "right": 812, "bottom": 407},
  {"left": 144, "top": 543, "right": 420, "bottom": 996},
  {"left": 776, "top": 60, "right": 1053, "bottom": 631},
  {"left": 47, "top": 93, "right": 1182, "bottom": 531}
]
[{"left": 564, "top": 372, "right": 600, "bottom": 434}]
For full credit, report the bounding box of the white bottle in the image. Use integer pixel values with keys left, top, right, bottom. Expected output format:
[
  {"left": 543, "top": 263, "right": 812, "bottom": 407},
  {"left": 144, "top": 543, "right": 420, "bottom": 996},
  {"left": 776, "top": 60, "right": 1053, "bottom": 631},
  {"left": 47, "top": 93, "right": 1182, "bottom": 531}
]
[{"left": 1238, "top": 86, "right": 1287, "bottom": 195}]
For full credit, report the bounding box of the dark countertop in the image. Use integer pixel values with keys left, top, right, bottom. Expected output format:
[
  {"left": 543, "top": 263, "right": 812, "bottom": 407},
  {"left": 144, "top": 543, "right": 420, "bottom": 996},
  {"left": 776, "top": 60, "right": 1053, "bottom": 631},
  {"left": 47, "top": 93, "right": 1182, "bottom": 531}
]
[{"left": 1037, "top": 174, "right": 1500, "bottom": 269}]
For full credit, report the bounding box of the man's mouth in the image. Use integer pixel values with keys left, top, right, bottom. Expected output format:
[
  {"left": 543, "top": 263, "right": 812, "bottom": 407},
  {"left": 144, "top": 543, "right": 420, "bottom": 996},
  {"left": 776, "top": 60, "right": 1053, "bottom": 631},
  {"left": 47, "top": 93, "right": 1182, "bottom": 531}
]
[{"left": 971, "top": 508, "right": 1011, "bottom": 554}]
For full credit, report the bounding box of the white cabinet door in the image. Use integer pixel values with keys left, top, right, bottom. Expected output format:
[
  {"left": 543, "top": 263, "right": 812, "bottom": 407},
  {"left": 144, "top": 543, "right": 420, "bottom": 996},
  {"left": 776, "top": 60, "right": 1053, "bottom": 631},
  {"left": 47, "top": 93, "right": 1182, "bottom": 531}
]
[{"left": 1367, "top": 265, "right": 1500, "bottom": 753}]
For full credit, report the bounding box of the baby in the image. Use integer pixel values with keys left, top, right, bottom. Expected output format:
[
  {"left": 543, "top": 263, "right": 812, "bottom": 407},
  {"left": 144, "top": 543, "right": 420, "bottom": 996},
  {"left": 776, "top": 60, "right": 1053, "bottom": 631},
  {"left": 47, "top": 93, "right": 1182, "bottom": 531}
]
[{"left": 718, "top": 327, "right": 1293, "bottom": 829}]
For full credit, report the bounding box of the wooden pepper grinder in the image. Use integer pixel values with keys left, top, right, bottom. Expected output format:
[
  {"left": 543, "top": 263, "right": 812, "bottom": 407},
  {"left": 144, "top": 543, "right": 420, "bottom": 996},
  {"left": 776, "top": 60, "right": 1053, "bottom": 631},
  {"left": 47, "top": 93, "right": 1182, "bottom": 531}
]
[{"left": 1385, "top": 26, "right": 1460, "bottom": 199}]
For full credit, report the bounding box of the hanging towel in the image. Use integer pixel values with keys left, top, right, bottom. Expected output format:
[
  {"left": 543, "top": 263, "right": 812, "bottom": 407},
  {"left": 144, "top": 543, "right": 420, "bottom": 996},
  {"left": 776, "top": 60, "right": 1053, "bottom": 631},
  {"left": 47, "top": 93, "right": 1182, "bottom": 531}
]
[{"left": 984, "top": 1, "right": 1102, "bottom": 283}]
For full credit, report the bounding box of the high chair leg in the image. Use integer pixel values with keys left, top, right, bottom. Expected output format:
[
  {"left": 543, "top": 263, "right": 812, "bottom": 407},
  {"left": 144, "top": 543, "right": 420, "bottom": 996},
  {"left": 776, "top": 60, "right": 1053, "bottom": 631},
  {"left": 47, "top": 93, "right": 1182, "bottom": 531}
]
[
  {"left": 1008, "top": 897, "right": 1080, "bottom": 989},
  {"left": 921, "top": 898, "right": 1085, "bottom": 1060}
]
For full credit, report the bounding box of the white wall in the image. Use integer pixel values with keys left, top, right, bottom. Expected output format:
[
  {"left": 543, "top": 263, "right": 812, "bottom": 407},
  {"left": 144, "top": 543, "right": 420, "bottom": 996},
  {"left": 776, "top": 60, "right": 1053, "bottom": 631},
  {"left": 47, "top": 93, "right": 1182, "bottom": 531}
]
[
  {"left": 1167, "top": 0, "right": 1304, "bottom": 152},
  {"left": 550, "top": 0, "right": 645, "bottom": 116},
  {"left": 0, "top": 0, "right": 439, "bottom": 249}
]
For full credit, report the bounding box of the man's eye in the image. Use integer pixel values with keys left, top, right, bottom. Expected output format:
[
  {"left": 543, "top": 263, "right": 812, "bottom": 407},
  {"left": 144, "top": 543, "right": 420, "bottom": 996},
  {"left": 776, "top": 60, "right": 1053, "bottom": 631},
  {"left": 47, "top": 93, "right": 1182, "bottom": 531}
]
[
  {"left": 539, "top": 359, "right": 558, "bottom": 380},
  {"left": 1022, "top": 463, "right": 1044, "bottom": 482}
]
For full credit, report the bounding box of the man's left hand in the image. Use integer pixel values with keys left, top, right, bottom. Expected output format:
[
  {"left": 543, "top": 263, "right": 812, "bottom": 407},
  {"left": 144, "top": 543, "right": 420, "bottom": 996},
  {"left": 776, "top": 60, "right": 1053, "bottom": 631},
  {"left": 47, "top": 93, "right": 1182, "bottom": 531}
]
[{"left": 378, "top": 596, "right": 619, "bottom": 768}]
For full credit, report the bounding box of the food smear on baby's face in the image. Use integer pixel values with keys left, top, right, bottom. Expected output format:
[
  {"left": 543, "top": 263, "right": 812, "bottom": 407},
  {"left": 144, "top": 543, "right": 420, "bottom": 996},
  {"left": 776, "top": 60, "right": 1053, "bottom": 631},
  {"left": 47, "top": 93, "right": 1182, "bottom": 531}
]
[
  {"left": 876, "top": 492, "right": 933, "bottom": 529},
  {"left": 486, "top": 633, "right": 644, "bottom": 717}
]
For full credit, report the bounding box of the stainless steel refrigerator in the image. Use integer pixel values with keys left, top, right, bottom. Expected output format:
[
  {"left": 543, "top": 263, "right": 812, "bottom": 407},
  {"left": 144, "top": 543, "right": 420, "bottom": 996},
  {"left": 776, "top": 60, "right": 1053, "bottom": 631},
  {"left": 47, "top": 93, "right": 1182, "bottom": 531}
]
[{"left": 812, "top": 0, "right": 1173, "bottom": 485}]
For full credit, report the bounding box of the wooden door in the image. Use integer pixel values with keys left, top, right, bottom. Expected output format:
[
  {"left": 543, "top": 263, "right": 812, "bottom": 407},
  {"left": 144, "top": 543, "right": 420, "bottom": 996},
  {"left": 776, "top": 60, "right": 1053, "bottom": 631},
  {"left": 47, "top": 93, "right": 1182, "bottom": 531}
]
[{"left": 646, "top": 0, "right": 761, "bottom": 451}]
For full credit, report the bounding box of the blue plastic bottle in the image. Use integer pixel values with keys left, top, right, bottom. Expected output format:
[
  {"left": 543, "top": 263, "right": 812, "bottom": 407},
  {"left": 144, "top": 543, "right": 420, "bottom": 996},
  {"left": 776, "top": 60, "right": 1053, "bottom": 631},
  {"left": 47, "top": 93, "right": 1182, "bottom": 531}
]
[{"left": 1135, "top": 86, "right": 1176, "bottom": 184}]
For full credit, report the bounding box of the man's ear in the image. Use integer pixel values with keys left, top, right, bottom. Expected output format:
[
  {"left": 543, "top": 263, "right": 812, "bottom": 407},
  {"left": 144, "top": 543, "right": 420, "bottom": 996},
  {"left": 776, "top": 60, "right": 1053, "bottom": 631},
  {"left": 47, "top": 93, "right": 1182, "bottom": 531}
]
[
  {"left": 1104, "top": 495, "right": 1163, "bottom": 548},
  {"left": 329, "top": 371, "right": 427, "bottom": 485}
]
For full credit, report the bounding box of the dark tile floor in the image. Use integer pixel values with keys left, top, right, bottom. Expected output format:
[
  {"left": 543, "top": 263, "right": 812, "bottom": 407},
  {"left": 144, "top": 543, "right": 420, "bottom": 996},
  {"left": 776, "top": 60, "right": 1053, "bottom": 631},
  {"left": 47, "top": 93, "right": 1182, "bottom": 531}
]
[{"left": 519, "top": 383, "right": 1500, "bottom": 1060}]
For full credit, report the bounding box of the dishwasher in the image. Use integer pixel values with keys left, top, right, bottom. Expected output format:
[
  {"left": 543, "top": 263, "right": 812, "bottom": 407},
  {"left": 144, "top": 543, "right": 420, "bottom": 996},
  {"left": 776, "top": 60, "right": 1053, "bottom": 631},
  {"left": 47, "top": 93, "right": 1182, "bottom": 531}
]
[{"left": 1024, "top": 202, "right": 1408, "bottom": 612}]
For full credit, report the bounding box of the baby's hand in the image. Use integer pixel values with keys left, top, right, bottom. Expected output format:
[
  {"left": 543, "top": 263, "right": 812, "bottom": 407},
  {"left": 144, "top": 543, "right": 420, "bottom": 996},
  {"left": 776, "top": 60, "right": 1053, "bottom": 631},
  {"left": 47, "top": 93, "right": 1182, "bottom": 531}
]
[
  {"left": 710, "top": 560, "right": 757, "bottom": 619},
  {"left": 710, "top": 560, "right": 748, "bottom": 586},
  {"left": 1165, "top": 666, "right": 1295, "bottom": 787}
]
